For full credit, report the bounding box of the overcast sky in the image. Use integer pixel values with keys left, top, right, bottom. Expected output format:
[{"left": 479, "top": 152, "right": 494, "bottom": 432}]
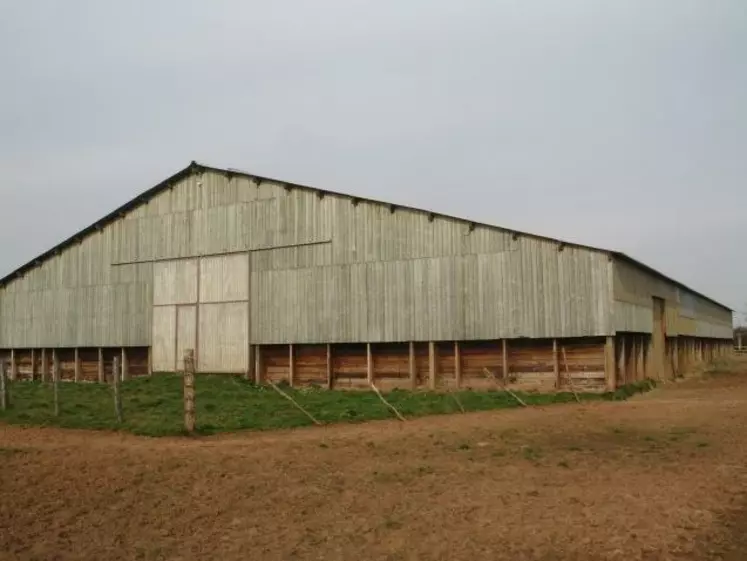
[{"left": 1, "top": 1, "right": 745, "bottom": 321}]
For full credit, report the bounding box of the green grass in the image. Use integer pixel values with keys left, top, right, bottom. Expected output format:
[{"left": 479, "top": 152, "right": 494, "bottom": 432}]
[{"left": 0, "top": 375, "right": 656, "bottom": 437}]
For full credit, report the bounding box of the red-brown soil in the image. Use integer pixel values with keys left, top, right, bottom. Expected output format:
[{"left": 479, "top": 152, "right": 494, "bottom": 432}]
[{"left": 2, "top": 372, "right": 747, "bottom": 561}]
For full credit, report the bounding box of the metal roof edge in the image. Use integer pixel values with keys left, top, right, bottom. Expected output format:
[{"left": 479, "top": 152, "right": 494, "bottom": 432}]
[{"left": 610, "top": 252, "right": 732, "bottom": 312}]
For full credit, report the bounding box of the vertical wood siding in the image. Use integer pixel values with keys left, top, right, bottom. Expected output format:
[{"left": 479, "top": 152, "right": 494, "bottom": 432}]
[
  {"left": 198, "top": 302, "right": 249, "bottom": 372},
  {"left": 611, "top": 258, "right": 731, "bottom": 338},
  {"left": 1, "top": 167, "right": 726, "bottom": 355}
]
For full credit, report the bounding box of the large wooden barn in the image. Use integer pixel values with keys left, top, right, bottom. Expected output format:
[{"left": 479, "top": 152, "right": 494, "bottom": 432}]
[{"left": 0, "top": 162, "right": 733, "bottom": 391}]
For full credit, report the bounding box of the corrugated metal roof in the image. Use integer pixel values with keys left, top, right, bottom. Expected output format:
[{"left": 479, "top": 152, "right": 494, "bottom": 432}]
[{"left": 0, "top": 161, "right": 732, "bottom": 312}]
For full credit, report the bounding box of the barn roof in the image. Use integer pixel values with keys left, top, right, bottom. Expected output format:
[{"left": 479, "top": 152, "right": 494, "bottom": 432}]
[{"left": 0, "top": 161, "right": 733, "bottom": 312}]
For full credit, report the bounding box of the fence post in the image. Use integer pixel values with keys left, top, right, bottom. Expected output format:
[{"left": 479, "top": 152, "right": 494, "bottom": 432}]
[
  {"left": 183, "top": 349, "right": 196, "bottom": 434},
  {"left": 112, "top": 355, "right": 123, "bottom": 423},
  {"left": 0, "top": 359, "right": 8, "bottom": 411}
]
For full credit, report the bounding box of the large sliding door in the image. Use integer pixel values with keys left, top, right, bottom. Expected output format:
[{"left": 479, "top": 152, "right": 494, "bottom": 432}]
[
  {"left": 151, "top": 254, "right": 250, "bottom": 373},
  {"left": 197, "top": 254, "right": 250, "bottom": 372}
]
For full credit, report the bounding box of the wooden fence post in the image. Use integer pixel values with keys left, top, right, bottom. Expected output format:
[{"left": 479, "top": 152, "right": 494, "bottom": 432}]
[
  {"left": 183, "top": 349, "right": 196, "bottom": 434},
  {"left": 52, "top": 349, "right": 60, "bottom": 416},
  {"left": 0, "top": 359, "right": 8, "bottom": 411},
  {"left": 112, "top": 355, "right": 123, "bottom": 423}
]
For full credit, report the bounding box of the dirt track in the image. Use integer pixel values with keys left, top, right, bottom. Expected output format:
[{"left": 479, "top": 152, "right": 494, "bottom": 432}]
[{"left": 2, "top": 374, "right": 747, "bottom": 561}]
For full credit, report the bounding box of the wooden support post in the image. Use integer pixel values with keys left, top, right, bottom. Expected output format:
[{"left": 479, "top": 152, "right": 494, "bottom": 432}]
[
  {"left": 408, "top": 342, "right": 416, "bottom": 390},
  {"left": 604, "top": 336, "right": 616, "bottom": 391},
  {"left": 454, "top": 341, "right": 462, "bottom": 389},
  {"left": 148, "top": 346, "right": 154, "bottom": 376},
  {"left": 183, "top": 349, "right": 195, "bottom": 432},
  {"left": 366, "top": 343, "right": 374, "bottom": 385},
  {"left": 121, "top": 348, "right": 129, "bottom": 381},
  {"left": 74, "top": 348, "right": 81, "bottom": 383},
  {"left": 254, "top": 345, "right": 263, "bottom": 385},
  {"left": 246, "top": 344, "right": 254, "bottom": 381},
  {"left": 0, "top": 359, "right": 8, "bottom": 411},
  {"left": 30, "top": 349, "right": 37, "bottom": 382},
  {"left": 40, "top": 349, "right": 48, "bottom": 384},
  {"left": 326, "top": 344, "right": 333, "bottom": 390},
  {"left": 9, "top": 350, "right": 16, "bottom": 382},
  {"left": 428, "top": 342, "right": 437, "bottom": 390},
  {"left": 638, "top": 337, "right": 646, "bottom": 380},
  {"left": 553, "top": 339, "right": 560, "bottom": 389},
  {"left": 97, "top": 348, "right": 104, "bottom": 383},
  {"left": 52, "top": 349, "right": 60, "bottom": 416},
  {"left": 288, "top": 344, "right": 295, "bottom": 387},
  {"left": 672, "top": 338, "right": 679, "bottom": 377},
  {"left": 112, "top": 355, "right": 123, "bottom": 424},
  {"left": 619, "top": 336, "right": 627, "bottom": 386},
  {"left": 502, "top": 339, "right": 509, "bottom": 382}
]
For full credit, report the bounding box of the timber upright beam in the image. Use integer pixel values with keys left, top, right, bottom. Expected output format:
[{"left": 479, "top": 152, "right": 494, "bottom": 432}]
[
  {"left": 288, "top": 344, "right": 296, "bottom": 387},
  {"left": 121, "top": 349, "right": 129, "bottom": 381},
  {"left": 246, "top": 344, "right": 254, "bottom": 381},
  {"left": 97, "top": 348, "right": 105, "bottom": 383},
  {"left": 502, "top": 339, "right": 509, "bottom": 383},
  {"left": 552, "top": 339, "right": 560, "bottom": 389},
  {"left": 9, "top": 350, "right": 16, "bottom": 382},
  {"left": 408, "top": 342, "right": 416, "bottom": 389},
  {"left": 254, "top": 346, "right": 263, "bottom": 385},
  {"left": 454, "top": 341, "right": 462, "bottom": 389},
  {"left": 604, "top": 336, "right": 616, "bottom": 391},
  {"left": 428, "top": 342, "right": 437, "bottom": 390},
  {"left": 619, "top": 337, "right": 627, "bottom": 386},
  {"left": 52, "top": 349, "right": 60, "bottom": 416},
  {"left": 366, "top": 343, "right": 374, "bottom": 385},
  {"left": 326, "top": 344, "right": 333, "bottom": 390},
  {"left": 74, "top": 348, "right": 81, "bottom": 383},
  {"left": 30, "top": 349, "right": 37, "bottom": 381},
  {"left": 40, "top": 349, "right": 48, "bottom": 383}
]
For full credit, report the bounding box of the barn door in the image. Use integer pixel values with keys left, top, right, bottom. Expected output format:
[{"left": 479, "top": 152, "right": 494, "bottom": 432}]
[
  {"left": 176, "top": 305, "right": 197, "bottom": 371},
  {"left": 151, "top": 259, "right": 198, "bottom": 372},
  {"left": 151, "top": 255, "right": 250, "bottom": 373}
]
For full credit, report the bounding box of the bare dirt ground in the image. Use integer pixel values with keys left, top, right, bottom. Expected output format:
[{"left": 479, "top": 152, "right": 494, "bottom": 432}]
[{"left": 2, "top": 371, "right": 747, "bottom": 561}]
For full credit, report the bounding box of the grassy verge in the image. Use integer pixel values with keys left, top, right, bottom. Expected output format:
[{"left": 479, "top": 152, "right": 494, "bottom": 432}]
[{"left": 0, "top": 375, "right": 655, "bottom": 437}]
